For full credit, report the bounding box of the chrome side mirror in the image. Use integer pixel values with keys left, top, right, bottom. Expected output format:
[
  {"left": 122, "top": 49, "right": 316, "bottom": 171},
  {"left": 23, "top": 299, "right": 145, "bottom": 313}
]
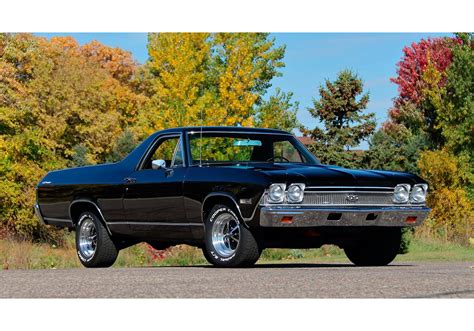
[{"left": 151, "top": 159, "right": 166, "bottom": 170}]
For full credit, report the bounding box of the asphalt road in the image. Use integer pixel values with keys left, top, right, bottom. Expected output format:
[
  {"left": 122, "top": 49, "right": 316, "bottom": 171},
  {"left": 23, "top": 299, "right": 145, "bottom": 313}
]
[{"left": 1, "top": 262, "right": 473, "bottom": 298}]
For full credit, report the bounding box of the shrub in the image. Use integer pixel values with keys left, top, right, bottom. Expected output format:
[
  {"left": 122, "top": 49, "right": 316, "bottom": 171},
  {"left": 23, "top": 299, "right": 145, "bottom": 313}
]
[{"left": 417, "top": 149, "right": 474, "bottom": 244}]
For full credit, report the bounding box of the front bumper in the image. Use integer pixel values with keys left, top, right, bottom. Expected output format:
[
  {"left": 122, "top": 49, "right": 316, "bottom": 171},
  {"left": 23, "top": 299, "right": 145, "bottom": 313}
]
[
  {"left": 260, "top": 206, "right": 430, "bottom": 227},
  {"left": 34, "top": 203, "right": 46, "bottom": 226}
]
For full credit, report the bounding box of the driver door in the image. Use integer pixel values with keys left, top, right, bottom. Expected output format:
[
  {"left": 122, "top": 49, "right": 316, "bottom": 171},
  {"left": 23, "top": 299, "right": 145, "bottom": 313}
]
[{"left": 123, "top": 134, "right": 189, "bottom": 239}]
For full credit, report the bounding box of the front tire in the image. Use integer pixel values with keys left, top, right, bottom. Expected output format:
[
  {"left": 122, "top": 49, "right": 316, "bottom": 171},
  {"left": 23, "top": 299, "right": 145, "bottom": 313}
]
[
  {"left": 75, "top": 211, "right": 118, "bottom": 268},
  {"left": 344, "top": 228, "right": 402, "bottom": 266},
  {"left": 203, "top": 204, "right": 260, "bottom": 267}
]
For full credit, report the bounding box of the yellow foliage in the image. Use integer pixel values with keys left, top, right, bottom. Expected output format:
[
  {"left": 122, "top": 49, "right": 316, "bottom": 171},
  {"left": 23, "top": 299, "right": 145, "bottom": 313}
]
[
  {"left": 417, "top": 149, "right": 474, "bottom": 244},
  {"left": 0, "top": 33, "right": 143, "bottom": 241},
  {"left": 136, "top": 33, "right": 284, "bottom": 138},
  {"left": 417, "top": 149, "right": 462, "bottom": 190},
  {"left": 418, "top": 187, "right": 474, "bottom": 244}
]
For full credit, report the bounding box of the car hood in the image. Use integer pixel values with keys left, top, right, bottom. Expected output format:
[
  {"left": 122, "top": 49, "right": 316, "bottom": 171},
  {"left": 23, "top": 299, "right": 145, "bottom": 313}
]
[{"left": 258, "top": 164, "right": 423, "bottom": 188}]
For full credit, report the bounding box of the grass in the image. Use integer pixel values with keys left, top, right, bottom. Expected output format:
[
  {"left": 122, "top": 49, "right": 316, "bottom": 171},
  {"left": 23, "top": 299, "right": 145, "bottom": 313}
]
[{"left": 1, "top": 234, "right": 473, "bottom": 270}]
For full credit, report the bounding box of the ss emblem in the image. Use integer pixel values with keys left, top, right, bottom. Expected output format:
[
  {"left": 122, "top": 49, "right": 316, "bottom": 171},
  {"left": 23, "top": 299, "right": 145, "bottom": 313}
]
[{"left": 346, "top": 194, "right": 359, "bottom": 203}]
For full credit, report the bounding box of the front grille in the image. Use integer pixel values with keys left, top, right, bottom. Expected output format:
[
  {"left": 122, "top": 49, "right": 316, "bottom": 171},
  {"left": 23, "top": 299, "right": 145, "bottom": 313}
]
[
  {"left": 261, "top": 188, "right": 405, "bottom": 206},
  {"left": 301, "top": 191, "right": 394, "bottom": 206}
]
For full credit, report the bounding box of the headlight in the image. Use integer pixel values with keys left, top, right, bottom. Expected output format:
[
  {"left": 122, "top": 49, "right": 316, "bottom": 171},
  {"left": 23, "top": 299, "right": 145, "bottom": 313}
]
[
  {"left": 393, "top": 184, "right": 411, "bottom": 203},
  {"left": 410, "top": 184, "right": 428, "bottom": 203},
  {"left": 268, "top": 183, "right": 286, "bottom": 203},
  {"left": 287, "top": 183, "right": 305, "bottom": 203}
]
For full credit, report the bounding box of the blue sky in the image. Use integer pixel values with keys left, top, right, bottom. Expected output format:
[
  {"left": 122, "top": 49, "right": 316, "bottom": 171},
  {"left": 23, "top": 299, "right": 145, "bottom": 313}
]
[{"left": 36, "top": 33, "right": 451, "bottom": 148}]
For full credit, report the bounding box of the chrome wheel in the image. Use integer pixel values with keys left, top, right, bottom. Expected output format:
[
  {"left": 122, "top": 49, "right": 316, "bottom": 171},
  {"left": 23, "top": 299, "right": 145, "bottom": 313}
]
[
  {"left": 78, "top": 217, "right": 97, "bottom": 259},
  {"left": 211, "top": 212, "right": 240, "bottom": 257}
]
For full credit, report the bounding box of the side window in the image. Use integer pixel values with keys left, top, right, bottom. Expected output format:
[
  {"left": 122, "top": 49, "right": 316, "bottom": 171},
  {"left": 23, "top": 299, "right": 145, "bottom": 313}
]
[
  {"left": 273, "top": 141, "right": 303, "bottom": 163},
  {"left": 171, "top": 139, "right": 184, "bottom": 167},
  {"left": 142, "top": 136, "right": 183, "bottom": 169}
]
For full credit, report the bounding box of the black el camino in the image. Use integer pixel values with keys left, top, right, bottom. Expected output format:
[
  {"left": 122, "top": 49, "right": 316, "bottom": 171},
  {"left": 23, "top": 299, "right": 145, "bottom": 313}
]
[{"left": 35, "top": 127, "right": 430, "bottom": 268}]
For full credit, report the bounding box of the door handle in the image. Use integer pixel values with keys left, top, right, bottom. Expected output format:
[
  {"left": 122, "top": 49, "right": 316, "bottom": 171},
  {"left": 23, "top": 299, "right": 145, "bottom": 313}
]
[{"left": 124, "top": 177, "right": 137, "bottom": 184}]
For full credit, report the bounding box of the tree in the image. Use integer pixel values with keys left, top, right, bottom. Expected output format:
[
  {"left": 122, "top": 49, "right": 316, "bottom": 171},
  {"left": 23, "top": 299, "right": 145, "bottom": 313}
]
[
  {"left": 254, "top": 88, "right": 300, "bottom": 132},
  {"left": 365, "top": 126, "right": 429, "bottom": 174},
  {"left": 417, "top": 149, "right": 473, "bottom": 244},
  {"left": 368, "top": 36, "right": 459, "bottom": 176},
  {"left": 306, "top": 69, "right": 375, "bottom": 167},
  {"left": 136, "top": 33, "right": 286, "bottom": 138},
  {"left": 371, "top": 34, "right": 474, "bottom": 245},
  {"left": 386, "top": 36, "right": 458, "bottom": 147},
  {"left": 437, "top": 33, "right": 474, "bottom": 173},
  {"left": 106, "top": 129, "right": 138, "bottom": 163},
  {"left": 137, "top": 33, "right": 211, "bottom": 136},
  {"left": 209, "top": 33, "right": 285, "bottom": 126},
  {"left": 0, "top": 34, "right": 144, "bottom": 241}
]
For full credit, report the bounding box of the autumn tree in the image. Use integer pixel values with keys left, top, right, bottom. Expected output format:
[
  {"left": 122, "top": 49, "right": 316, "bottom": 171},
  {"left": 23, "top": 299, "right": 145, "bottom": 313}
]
[
  {"left": 367, "top": 36, "right": 458, "bottom": 173},
  {"left": 0, "top": 34, "right": 144, "bottom": 241},
  {"left": 136, "top": 33, "right": 287, "bottom": 138},
  {"left": 437, "top": 33, "right": 474, "bottom": 176},
  {"left": 369, "top": 34, "right": 474, "bottom": 245},
  {"left": 306, "top": 70, "right": 375, "bottom": 167},
  {"left": 137, "top": 33, "right": 211, "bottom": 136},
  {"left": 254, "top": 88, "right": 300, "bottom": 132},
  {"left": 385, "top": 37, "right": 457, "bottom": 146},
  {"left": 417, "top": 149, "right": 473, "bottom": 244}
]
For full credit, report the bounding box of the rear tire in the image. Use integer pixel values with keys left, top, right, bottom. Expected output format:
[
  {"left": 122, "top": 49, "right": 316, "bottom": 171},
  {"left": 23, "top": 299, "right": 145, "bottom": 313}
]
[
  {"left": 75, "top": 210, "right": 118, "bottom": 268},
  {"left": 203, "top": 204, "right": 260, "bottom": 267},
  {"left": 344, "top": 228, "right": 401, "bottom": 266}
]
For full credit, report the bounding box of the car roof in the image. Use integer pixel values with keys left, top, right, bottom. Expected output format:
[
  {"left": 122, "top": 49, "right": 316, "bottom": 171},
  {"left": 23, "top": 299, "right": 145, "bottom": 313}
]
[{"left": 156, "top": 126, "right": 292, "bottom": 135}]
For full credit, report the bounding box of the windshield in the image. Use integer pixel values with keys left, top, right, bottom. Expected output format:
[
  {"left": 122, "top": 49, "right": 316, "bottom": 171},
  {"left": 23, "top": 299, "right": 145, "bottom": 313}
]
[{"left": 188, "top": 132, "right": 319, "bottom": 165}]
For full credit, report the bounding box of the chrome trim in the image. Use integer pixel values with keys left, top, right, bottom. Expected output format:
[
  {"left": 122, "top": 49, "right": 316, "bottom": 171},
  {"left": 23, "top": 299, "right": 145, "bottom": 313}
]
[
  {"left": 188, "top": 130, "right": 292, "bottom": 136},
  {"left": 170, "top": 136, "right": 185, "bottom": 168},
  {"left": 136, "top": 133, "right": 184, "bottom": 171},
  {"left": 211, "top": 211, "right": 240, "bottom": 257},
  {"left": 34, "top": 203, "right": 46, "bottom": 226},
  {"left": 305, "top": 186, "right": 395, "bottom": 190},
  {"left": 69, "top": 199, "right": 113, "bottom": 236},
  {"left": 108, "top": 221, "right": 204, "bottom": 227},
  {"left": 43, "top": 217, "right": 74, "bottom": 228},
  {"left": 261, "top": 189, "right": 425, "bottom": 207},
  {"left": 201, "top": 192, "right": 263, "bottom": 224},
  {"left": 260, "top": 206, "right": 430, "bottom": 227},
  {"left": 78, "top": 216, "right": 97, "bottom": 259}
]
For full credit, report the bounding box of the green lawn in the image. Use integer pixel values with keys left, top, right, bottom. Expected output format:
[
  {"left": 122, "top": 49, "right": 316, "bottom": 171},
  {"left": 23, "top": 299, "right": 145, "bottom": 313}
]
[{"left": 259, "top": 239, "right": 474, "bottom": 265}]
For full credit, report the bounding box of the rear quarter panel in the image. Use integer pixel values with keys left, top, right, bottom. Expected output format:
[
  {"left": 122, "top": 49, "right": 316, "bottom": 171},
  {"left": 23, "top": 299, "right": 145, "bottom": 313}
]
[{"left": 37, "top": 163, "right": 130, "bottom": 222}]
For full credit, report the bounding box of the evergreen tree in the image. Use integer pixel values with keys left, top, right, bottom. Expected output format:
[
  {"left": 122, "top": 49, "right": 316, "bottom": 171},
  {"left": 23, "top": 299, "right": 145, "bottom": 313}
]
[{"left": 306, "top": 70, "right": 375, "bottom": 167}]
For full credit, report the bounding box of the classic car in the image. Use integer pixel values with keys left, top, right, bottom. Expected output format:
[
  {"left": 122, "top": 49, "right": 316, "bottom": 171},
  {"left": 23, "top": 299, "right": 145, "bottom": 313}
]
[{"left": 34, "top": 126, "right": 430, "bottom": 268}]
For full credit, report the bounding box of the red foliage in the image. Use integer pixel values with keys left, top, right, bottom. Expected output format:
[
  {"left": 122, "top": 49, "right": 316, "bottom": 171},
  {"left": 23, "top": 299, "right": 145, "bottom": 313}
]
[{"left": 390, "top": 37, "right": 457, "bottom": 106}]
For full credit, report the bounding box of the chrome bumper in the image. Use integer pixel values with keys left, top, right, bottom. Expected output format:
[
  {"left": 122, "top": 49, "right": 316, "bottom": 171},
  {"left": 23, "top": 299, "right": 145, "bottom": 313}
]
[
  {"left": 260, "top": 206, "right": 430, "bottom": 227},
  {"left": 34, "top": 203, "right": 46, "bottom": 226}
]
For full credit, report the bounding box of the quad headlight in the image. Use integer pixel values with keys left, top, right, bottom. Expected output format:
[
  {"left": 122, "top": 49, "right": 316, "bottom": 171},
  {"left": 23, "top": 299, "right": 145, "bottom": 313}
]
[
  {"left": 267, "top": 183, "right": 305, "bottom": 204},
  {"left": 287, "top": 183, "right": 306, "bottom": 203},
  {"left": 268, "top": 183, "right": 286, "bottom": 203},
  {"left": 410, "top": 184, "right": 428, "bottom": 203},
  {"left": 393, "top": 184, "right": 411, "bottom": 203}
]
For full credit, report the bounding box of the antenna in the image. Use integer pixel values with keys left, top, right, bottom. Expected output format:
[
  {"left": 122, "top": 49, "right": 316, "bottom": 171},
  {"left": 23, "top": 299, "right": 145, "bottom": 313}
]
[{"left": 199, "top": 105, "right": 203, "bottom": 167}]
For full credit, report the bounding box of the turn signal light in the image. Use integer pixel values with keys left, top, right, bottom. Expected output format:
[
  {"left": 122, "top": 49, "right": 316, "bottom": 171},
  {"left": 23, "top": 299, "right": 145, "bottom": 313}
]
[
  {"left": 405, "top": 216, "right": 417, "bottom": 224},
  {"left": 280, "top": 216, "right": 293, "bottom": 224}
]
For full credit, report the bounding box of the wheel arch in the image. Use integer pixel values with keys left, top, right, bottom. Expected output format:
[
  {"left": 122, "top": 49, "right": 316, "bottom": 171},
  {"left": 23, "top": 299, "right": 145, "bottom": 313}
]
[
  {"left": 201, "top": 192, "right": 247, "bottom": 226},
  {"left": 69, "top": 199, "right": 112, "bottom": 236}
]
